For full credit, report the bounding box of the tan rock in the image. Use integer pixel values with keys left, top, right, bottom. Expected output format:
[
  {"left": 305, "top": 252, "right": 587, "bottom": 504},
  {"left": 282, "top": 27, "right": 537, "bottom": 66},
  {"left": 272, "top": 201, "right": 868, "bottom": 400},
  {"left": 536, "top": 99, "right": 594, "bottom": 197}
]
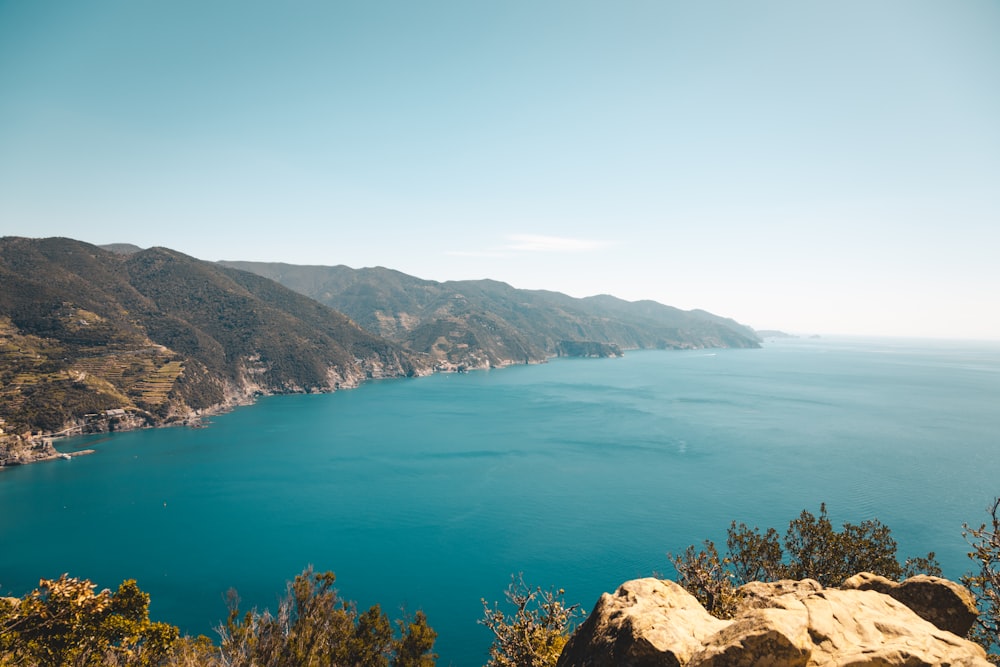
[
  {"left": 687, "top": 607, "right": 812, "bottom": 667},
  {"left": 794, "top": 588, "right": 983, "bottom": 667},
  {"left": 738, "top": 578, "right": 823, "bottom": 610},
  {"left": 841, "top": 572, "right": 979, "bottom": 636},
  {"left": 558, "top": 577, "right": 990, "bottom": 667},
  {"left": 556, "top": 578, "right": 728, "bottom": 667}
]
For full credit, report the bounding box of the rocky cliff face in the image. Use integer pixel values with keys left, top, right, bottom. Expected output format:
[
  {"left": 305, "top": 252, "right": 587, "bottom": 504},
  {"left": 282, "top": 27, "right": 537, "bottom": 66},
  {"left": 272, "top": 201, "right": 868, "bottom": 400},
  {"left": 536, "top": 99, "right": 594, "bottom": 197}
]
[
  {"left": 557, "top": 575, "right": 988, "bottom": 667},
  {"left": 0, "top": 434, "right": 57, "bottom": 467}
]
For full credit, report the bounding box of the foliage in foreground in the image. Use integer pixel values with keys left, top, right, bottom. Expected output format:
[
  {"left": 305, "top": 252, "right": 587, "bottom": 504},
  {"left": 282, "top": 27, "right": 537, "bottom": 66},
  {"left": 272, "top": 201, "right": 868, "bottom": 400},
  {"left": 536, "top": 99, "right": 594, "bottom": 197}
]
[
  {"left": 4, "top": 501, "right": 999, "bottom": 666},
  {"left": 0, "top": 574, "right": 178, "bottom": 666},
  {"left": 0, "top": 568, "right": 436, "bottom": 667},
  {"left": 218, "top": 567, "right": 436, "bottom": 667},
  {"left": 669, "top": 503, "right": 942, "bottom": 618},
  {"left": 963, "top": 497, "right": 1000, "bottom": 662},
  {"left": 479, "top": 575, "right": 582, "bottom": 667}
]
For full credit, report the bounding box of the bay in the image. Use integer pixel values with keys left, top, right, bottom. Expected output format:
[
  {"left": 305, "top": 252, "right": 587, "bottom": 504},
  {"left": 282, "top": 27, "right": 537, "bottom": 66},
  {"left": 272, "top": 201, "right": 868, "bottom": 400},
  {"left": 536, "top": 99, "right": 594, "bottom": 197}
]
[{"left": 2, "top": 337, "right": 999, "bottom": 665}]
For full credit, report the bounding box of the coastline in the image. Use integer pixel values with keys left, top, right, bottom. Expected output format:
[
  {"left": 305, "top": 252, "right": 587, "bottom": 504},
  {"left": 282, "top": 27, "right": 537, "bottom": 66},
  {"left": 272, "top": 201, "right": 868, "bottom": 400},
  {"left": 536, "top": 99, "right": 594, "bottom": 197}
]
[
  {"left": 3, "top": 338, "right": 995, "bottom": 664},
  {"left": 0, "top": 356, "right": 434, "bottom": 469},
  {"left": 0, "top": 350, "right": 567, "bottom": 469},
  {"left": 0, "top": 340, "right": 730, "bottom": 469}
]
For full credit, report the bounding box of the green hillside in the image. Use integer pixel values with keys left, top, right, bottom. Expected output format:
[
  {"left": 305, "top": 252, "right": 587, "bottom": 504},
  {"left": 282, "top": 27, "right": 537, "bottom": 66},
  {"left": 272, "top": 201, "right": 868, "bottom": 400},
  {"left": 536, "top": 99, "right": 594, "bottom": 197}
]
[
  {"left": 220, "top": 261, "right": 761, "bottom": 369},
  {"left": 0, "top": 237, "right": 426, "bottom": 464},
  {"left": 0, "top": 236, "right": 760, "bottom": 465}
]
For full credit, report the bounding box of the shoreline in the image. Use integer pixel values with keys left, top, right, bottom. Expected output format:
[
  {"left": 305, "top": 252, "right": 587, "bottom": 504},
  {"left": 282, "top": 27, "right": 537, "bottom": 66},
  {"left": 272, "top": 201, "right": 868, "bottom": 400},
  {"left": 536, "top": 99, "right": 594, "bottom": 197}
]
[{"left": 0, "top": 345, "right": 651, "bottom": 469}]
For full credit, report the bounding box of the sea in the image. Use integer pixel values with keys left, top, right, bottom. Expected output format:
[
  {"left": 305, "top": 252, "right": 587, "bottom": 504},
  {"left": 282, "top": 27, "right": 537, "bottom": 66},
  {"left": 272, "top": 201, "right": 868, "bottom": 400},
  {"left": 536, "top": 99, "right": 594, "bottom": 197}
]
[{"left": 1, "top": 336, "right": 998, "bottom": 665}]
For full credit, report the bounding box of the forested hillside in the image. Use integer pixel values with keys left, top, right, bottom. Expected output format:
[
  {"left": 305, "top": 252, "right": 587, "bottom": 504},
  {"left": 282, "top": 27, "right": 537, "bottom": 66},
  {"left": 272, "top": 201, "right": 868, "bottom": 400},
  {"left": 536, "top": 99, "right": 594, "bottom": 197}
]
[
  {"left": 0, "top": 237, "right": 426, "bottom": 464},
  {"left": 221, "top": 261, "right": 761, "bottom": 370},
  {"left": 1, "top": 236, "right": 761, "bottom": 465}
]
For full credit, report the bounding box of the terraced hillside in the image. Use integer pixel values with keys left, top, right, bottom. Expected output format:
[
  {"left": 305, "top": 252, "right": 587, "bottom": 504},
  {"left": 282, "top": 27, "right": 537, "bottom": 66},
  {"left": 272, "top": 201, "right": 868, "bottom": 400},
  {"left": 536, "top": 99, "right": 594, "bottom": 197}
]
[{"left": 0, "top": 237, "right": 428, "bottom": 464}]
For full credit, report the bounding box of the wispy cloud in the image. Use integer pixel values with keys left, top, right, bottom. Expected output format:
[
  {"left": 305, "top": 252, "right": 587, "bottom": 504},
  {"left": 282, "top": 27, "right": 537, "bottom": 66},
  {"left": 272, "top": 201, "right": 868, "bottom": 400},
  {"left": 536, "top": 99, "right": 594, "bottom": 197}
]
[
  {"left": 445, "top": 249, "right": 513, "bottom": 258},
  {"left": 504, "top": 234, "right": 609, "bottom": 253},
  {"left": 448, "top": 234, "right": 611, "bottom": 258}
]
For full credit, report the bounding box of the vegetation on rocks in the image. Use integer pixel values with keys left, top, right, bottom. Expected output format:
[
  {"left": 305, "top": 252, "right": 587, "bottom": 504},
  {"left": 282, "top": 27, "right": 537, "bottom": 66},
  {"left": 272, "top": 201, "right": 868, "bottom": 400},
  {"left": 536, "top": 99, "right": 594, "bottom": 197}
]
[
  {"left": 0, "top": 569, "right": 436, "bottom": 667},
  {"left": 669, "top": 503, "right": 942, "bottom": 619},
  {"left": 479, "top": 575, "right": 582, "bottom": 667},
  {"left": 216, "top": 567, "right": 436, "bottom": 667},
  {"left": 964, "top": 498, "right": 1000, "bottom": 661}
]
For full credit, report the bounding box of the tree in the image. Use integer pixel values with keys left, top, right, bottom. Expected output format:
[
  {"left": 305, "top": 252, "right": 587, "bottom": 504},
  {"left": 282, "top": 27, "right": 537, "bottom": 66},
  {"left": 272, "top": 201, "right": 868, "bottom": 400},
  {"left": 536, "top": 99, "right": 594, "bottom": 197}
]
[
  {"left": 393, "top": 611, "right": 437, "bottom": 667},
  {"left": 480, "top": 575, "right": 582, "bottom": 667},
  {"left": 668, "top": 541, "right": 739, "bottom": 619},
  {"left": 726, "top": 522, "right": 783, "bottom": 584},
  {"left": 164, "top": 635, "right": 221, "bottom": 667},
  {"left": 781, "top": 504, "right": 917, "bottom": 586},
  {"left": 670, "top": 504, "right": 942, "bottom": 618},
  {"left": 217, "top": 566, "right": 437, "bottom": 667},
  {"left": 0, "top": 574, "right": 178, "bottom": 666},
  {"left": 963, "top": 497, "right": 1000, "bottom": 663}
]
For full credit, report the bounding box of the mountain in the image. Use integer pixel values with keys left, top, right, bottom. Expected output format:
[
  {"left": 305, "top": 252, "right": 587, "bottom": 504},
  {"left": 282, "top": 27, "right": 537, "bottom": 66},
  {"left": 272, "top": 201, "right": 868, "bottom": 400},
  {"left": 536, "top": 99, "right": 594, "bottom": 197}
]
[
  {"left": 0, "top": 237, "right": 760, "bottom": 466},
  {"left": 219, "top": 261, "right": 761, "bottom": 369},
  {"left": 755, "top": 329, "right": 797, "bottom": 339},
  {"left": 100, "top": 242, "right": 144, "bottom": 255},
  {"left": 0, "top": 237, "right": 426, "bottom": 465}
]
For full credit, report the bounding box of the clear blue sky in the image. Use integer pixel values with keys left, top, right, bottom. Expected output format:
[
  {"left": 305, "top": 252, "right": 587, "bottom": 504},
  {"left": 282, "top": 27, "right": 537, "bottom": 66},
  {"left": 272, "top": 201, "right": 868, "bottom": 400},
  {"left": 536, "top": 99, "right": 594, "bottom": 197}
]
[{"left": 2, "top": 1, "right": 998, "bottom": 339}]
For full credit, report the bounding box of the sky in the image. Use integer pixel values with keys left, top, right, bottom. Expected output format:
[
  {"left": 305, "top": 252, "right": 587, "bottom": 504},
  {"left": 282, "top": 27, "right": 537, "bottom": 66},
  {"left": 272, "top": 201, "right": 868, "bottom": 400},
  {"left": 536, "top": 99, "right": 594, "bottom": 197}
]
[{"left": 1, "top": 1, "right": 998, "bottom": 339}]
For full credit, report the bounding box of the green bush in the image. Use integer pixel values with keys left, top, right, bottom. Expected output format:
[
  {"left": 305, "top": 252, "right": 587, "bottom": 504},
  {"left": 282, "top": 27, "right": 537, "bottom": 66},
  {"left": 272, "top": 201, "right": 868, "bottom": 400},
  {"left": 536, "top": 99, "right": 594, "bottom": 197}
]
[
  {"left": 218, "top": 567, "right": 437, "bottom": 667},
  {"left": 963, "top": 498, "right": 1000, "bottom": 662},
  {"left": 0, "top": 574, "right": 178, "bottom": 666},
  {"left": 1, "top": 569, "right": 436, "bottom": 667},
  {"left": 479, "top": 575, "right": 582, "bottom": 667},
  {"left": 670, "top": 504, "right": 941, "bottom": 618}
]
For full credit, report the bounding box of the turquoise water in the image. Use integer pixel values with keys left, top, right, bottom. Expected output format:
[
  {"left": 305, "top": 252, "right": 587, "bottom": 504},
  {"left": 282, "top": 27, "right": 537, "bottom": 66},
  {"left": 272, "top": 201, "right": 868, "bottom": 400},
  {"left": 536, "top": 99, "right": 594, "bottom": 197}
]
[{"left": 1, "top": 337, "right": 998, "bottom": 664}]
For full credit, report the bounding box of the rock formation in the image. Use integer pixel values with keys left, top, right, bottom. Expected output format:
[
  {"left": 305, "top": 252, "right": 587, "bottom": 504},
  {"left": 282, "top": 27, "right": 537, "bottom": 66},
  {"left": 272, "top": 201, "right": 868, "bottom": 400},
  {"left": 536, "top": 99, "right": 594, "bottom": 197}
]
[
  {"left": 557, "top": 575, "right": 989, "bottom": 667},
  {"left": 841, "top": 571, "right": 979, "bottom": 637}
]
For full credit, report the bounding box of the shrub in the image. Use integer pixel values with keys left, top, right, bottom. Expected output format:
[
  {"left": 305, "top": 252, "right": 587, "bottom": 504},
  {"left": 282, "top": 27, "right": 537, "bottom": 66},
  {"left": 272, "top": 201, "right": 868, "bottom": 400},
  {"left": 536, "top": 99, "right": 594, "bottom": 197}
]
[
  {"left": 670, "top": 504, "right": 942, "bottom": 618},
  {"left": 480, "top": 575, "right": 582, "bottom": 667},
  {"left": 0, "top": 574, "right": 178, "bottom": 666},
  {"left": 0, "top": 569, "right": 435, "bottom": 667},
  {"left": 963, "top": 498, "right": 1000, "bottom": 662},
  {"left": 669, "top": 541, "right": 740, "bottom": 619},
  {"left": 217, "top": 566, "right": 437, "bottom": 667},
  {"left": 164, "top": 635, "right": 221, "bottom": 667}
]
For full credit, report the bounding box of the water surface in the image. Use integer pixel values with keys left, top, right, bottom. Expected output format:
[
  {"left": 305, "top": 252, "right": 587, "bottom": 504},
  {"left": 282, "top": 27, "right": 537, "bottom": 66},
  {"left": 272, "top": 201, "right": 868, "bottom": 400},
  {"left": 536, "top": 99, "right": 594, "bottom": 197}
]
[{"left": 1, "top": 337, "right": 998, "bottom": 664}]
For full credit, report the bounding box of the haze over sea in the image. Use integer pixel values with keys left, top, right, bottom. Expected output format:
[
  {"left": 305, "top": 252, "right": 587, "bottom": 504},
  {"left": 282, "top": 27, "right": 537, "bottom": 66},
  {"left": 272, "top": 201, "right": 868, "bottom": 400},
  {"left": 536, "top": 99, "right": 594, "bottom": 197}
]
[{"left": 2, "top": 337, "right": 998, "bottom": 664}]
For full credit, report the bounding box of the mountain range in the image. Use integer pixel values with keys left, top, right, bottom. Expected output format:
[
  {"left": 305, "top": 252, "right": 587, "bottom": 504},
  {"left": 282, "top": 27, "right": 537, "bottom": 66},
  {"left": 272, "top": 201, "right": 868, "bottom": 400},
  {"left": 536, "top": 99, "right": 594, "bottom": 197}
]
[
  {"left": 219, "top": 261, "right": 760, "bottom": 369},
  {"left": 0, "top": 236, "right": 759, "bottom": 465}
]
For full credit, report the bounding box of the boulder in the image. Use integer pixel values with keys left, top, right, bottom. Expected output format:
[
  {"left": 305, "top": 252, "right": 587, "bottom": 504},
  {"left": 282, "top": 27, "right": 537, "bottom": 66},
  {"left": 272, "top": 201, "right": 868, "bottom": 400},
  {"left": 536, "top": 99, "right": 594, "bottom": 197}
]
[
  {"left": 842, "top": 571, "right": 980, "bottom": 636},
  {"left": 558, "top": 576, "right": 990, "bottom": 667},
  {"left": 556, "top": 578, "right": 727, "bottom": 666}
]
